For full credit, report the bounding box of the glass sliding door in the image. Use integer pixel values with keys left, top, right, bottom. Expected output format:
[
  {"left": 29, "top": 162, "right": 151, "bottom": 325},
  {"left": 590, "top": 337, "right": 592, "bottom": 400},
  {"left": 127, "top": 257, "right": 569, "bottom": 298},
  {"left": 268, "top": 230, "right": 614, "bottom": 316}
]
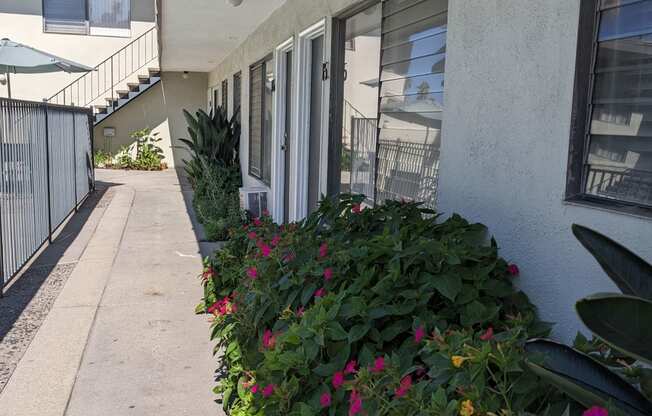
[
  {"left": 308, "top": 35, "right": 325, "bottom": 212},
  {"left": 283, "top": 50, "right": 293, "bottom": 222}
]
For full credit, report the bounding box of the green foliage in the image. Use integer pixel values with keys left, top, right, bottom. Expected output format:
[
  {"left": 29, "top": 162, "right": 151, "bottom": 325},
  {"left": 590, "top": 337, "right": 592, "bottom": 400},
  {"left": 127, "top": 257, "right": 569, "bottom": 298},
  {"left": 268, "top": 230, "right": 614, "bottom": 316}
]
[
  {"left": 199, "top": 196, "right": 563, "bottom": 415},
  {"left": 181, "top": 106, "right": 243, "bottom": 241},
  {"left": 113, "top": 128, "right": 165, "bottom": 170},
  {"left": 525, "top": 225, "right": 652, "bottom": 415},
  {"left": 93, "top": 149, "right": 113, "bottom": 168}
]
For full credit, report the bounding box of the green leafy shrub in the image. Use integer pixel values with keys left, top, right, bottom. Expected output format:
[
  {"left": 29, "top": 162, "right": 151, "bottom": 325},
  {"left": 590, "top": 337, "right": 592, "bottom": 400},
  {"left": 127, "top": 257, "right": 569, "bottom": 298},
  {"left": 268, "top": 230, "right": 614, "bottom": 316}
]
[
  {"left": 181, "top": 106, "right": 243, "bottom": 241},
  {"left": 200, "top": 196, "right": 565, "bottom": 415},
  {"left": 93, "top": 149, "right": 113, "bottom": 168},
  {"left": 525, "top": 225, "right": 652, "bottom": 416},
  {"left": 113, "top": 128, "right": 166, "bottom": 170}
]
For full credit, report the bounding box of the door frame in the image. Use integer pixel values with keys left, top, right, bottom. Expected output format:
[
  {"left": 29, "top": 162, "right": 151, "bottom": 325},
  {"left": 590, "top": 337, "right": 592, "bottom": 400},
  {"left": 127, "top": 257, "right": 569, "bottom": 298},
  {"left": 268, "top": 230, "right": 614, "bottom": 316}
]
[
  {"left": 271, "top": 37, "right": 294, "bottom": 224},
  {"left": 292, "top": 18, "right": 332, "bottom": 221}
]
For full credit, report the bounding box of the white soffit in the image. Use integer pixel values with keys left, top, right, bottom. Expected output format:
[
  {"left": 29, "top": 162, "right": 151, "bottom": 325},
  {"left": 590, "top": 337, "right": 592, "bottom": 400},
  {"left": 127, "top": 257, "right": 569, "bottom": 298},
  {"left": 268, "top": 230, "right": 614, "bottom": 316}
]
[{"left": 161, "top": 0, "right": 286, "bottom": 72}]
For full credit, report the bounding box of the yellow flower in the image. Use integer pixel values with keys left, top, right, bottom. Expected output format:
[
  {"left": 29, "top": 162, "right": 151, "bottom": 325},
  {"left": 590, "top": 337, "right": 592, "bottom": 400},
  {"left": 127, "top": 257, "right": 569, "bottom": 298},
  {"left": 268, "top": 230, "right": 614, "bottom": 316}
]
[
  {"left": 451, "top": 355, "right": 467, "bottom": 368},
  {"left": 459, "top": 399, "right": 474, "bottom": 416}
]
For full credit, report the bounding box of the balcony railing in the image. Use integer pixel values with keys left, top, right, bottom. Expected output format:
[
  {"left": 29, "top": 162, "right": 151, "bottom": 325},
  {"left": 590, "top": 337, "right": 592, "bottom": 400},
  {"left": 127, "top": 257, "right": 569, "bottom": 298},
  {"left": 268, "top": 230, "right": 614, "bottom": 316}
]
[{"left": 47, "top": 26, "right": 159, "bottom": 110}]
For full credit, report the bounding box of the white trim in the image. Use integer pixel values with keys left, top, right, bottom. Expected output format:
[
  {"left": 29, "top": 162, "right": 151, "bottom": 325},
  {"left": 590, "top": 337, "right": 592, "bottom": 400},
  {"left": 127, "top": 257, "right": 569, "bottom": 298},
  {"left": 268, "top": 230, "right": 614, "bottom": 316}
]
[
  {"left": 271, "top": 37, "right": 295, "bottom": 224},
  {"left": 292, "top": 18, "right": 330, "bottom": 221},
  {"left": 89, "top": 27, "right": 131, "bottom": 38}
]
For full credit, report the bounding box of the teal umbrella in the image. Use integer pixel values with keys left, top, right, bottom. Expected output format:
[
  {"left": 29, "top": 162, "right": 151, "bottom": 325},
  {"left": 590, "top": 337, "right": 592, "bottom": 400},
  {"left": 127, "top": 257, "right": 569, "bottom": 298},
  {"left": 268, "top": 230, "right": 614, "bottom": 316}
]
[{"left": 0, "top": 38, "right": 93, "bottom": 98}]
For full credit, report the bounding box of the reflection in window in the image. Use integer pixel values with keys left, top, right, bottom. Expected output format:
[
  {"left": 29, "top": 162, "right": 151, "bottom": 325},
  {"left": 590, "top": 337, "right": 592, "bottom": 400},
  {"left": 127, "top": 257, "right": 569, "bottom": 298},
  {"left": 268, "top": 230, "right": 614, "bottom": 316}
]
[
  {"left": 339, "top": 3, "right": 382, "bottom": 202},
  {"left": 585, "top": 1, "right": 652, "bottom": 206},
  {"left": 375, "top": 0, "right": 448, "bottom": 208}
]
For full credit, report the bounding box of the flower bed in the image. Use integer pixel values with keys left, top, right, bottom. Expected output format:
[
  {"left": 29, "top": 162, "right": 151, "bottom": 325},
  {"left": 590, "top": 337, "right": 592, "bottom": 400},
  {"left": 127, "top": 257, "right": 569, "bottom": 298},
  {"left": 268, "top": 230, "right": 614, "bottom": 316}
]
[{"left": 199, "top": 196, "right": 564, "bottom": 415}]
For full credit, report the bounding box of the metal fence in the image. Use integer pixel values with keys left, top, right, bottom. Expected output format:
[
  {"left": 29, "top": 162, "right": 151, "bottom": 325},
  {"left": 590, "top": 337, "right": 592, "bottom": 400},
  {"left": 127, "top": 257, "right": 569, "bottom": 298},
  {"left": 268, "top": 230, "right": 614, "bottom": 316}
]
[{"left": 0, "top": 98, "right": 94, "bottom": 290}]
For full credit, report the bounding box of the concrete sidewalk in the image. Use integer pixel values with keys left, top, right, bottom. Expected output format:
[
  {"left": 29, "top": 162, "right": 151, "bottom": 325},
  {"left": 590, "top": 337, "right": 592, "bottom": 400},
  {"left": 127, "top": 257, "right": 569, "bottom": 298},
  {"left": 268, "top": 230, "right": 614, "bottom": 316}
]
[{"left": 0, "top": 169, "right": 221, "bottom": 416}]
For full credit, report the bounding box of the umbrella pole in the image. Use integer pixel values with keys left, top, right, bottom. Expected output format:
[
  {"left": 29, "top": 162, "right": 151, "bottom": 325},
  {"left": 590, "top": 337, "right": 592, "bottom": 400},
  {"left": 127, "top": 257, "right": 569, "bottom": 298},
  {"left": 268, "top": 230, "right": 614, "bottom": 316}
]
[{"left": 5, "top": 72, "right": 11, "bottom": 99}]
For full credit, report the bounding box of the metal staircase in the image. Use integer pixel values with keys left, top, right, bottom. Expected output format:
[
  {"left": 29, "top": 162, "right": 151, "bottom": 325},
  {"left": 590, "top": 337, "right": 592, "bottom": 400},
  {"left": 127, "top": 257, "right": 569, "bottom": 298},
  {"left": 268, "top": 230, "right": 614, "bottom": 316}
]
[{"left": 46, "top": 27, "right": 159, "bottom": 125}]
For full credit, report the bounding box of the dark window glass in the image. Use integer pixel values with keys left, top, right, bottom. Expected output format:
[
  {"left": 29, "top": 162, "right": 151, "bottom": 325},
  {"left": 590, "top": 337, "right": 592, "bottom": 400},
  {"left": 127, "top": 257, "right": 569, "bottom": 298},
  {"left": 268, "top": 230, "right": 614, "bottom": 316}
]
[
  {"left": 233, "top": 72, "right": 242, "bottom": 124},
  {"left": 583, "top": 0, "right": 652, "bottom": 207},
  {"left": 43, "top": 0, "right": 88, "bottom": 34},
  {"left": 222, "top": 79, "right": 229, "bottom": 112},
  {"left": 248, "top": 58, "right": 273, "bottom": 184},
  {"left": 89, "top": 0, "right": 130, "bottom": 30}
]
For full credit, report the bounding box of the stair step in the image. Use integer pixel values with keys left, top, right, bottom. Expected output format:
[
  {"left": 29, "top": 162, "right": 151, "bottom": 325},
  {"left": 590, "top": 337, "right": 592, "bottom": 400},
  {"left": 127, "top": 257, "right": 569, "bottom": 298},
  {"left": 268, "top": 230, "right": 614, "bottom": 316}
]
[
  {"left": 148, "top": 67, "right": 160, "bottom": 76},
  {"left": 138, "top": 75, "right": 151, "bottom": 84},
  {"left": 94, "top": 105, "right": 108, "bottom": 114},
  {"left": 116, "top": 90, "right": 130, "bottom": 98},
  {"left": 127, "top": 82, "right": 141, "bottom": 92}
]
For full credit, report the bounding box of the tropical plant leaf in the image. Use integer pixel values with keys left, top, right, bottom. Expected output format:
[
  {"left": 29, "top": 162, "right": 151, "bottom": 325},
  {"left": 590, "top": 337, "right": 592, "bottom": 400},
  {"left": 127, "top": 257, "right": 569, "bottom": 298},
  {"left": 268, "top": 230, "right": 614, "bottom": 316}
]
[
  {"left": 572, "top": 224, "right": 652, "bottom": 300},
  {"left": 525, "top": 339, "right": 652, "bottom": 416},
  {"left": 576, "top": 293, "right": 652, "bottom": 365}
]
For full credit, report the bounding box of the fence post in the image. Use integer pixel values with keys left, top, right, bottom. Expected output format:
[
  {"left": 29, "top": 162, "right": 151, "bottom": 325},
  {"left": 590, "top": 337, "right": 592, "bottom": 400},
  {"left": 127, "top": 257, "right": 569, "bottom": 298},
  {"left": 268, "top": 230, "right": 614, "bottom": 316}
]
[
  {"left": 89, "top": 110, "right": 95, "bottom": 191},
  {"left": 0, "top": 102, "right": 4, "bottom": 297},
  {"left": 44, "top": 103, "right": 53, "bottom": 243},
  {"left": 72, "top": 111, "right": 78, "bottom": 212}
]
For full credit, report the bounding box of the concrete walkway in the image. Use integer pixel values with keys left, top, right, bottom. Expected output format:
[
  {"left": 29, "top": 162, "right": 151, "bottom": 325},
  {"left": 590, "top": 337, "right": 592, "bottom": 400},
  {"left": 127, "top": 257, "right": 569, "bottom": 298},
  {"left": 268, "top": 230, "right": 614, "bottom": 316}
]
[{"left": 0, "top": 169, "right": 221, "bottom": 416}]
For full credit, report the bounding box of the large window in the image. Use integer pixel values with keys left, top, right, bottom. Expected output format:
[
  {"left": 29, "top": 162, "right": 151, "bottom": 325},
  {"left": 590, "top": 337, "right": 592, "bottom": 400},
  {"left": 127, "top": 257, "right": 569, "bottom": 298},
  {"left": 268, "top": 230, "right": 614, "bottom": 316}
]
[
  {"left": 234, "top": 71, "right": 242, "bottom": 124},
  {"left": 222, "top": 79, "right": 229, "bottom": 113},
  {"left": 43, "top": 0, "right": 131, "bottom": 36},
  {"left": 249, "top": 57, "right": 273, "bottom": 184},
  {"left": 569, "top": 0, "right": 652, "bottom": 211}
]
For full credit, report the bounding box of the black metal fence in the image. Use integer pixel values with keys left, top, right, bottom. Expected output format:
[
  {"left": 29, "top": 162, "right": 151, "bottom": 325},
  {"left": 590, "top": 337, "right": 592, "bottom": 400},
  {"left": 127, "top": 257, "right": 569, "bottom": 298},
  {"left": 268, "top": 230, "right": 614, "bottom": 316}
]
[{"left": 0, "top": 98, "right": 94, "bottom": 291}]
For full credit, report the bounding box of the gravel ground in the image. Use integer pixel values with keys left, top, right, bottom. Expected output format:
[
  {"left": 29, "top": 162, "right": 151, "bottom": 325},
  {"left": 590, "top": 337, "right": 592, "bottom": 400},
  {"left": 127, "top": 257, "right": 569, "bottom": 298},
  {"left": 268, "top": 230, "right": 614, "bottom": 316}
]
[{"left": 0, "top": 263, "right": 77, "bottom": 392}]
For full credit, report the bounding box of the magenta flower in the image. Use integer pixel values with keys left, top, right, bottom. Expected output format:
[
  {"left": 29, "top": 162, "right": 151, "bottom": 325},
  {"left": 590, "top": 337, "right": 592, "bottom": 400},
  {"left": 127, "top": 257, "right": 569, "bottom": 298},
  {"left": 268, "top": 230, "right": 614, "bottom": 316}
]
[
  {"left": 344, "top": 360, "right": 357, "bottom": 375},
  {"left": 415, "top": 326, "right": 425, "bottom": 343},
  {"left": 480, "top": 326, "right": 494, "bottom": 341},
  {"left": 370, "top": 356, "right": 384, "bottom": 373},
  {"left": 283, "top": 252, "right": 295, "bottom": 263},
  {"left": 262, "top": 384, "right": 275, "bottom": 398},
  {"left": 271, "top": 235, "right": 281, "bottom": 247},
  {"left": 351, "top": 204, "right": 362, "bottom": 213},
  {"left": 250, "top": 384, "right": 259, "bottom": 394},
  {"left": 247, "top": 267, "right": 257, "bottom": 279},
  {"left": 247, "top": 231, "right": 257, "bottom": 240},
  {"left": 394, "top": 375, "right": 412, "bottom": 398},
  {"left": 320, "top": 392, "right": 332, "bottom": 408},
  {"left": 253, "top": 217, "right": 262, "bottom": 227},
  {"left": 319, "top": 242, "right": 328, "bottom": 258},
  {"left": 296, "top": 306, "right": 305, "bottom": 318},
  {"left": 323, "top": 267, "right": 334, "bottom": 281},
  {"left": 260, "top": 244, "right": 272, "bottom": 257},
  {"left": 583, "top": 407, "right": 608, "bottom": 416},
  {"left": 507, "top": 264, "right": 520, "bottom": 276},
  {"left": 262, "top": 329, "right": 276, "bottom": 349},
  {"left": 332, "top": 371, "right": 344, "bottom": 389},
  {"left": 314, "top": 288, "right": 326, "bottom": 298},
  {"left": 262, "top": 209, "right": 270, "bottom": 217},
  {"left": 349, "top": 390, "right": 363, "bottom": 415}
]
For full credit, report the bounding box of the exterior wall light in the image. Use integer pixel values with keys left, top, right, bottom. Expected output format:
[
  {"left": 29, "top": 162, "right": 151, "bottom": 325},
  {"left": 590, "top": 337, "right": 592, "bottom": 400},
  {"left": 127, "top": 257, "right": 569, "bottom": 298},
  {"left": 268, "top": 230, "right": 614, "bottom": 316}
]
[
  {"left": 182, "top": 71, "right": 189, "bottom": 79},
  {"left": 227, "top": 0, "right": 243, "bottom": 6}
]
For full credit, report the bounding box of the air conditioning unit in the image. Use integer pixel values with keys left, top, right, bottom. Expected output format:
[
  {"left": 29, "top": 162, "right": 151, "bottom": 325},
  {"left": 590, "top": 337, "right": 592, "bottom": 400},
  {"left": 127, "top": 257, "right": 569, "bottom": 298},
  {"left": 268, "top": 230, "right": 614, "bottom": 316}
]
[{"left": 239, "top": 187, "right": 269, "bottom": 218}]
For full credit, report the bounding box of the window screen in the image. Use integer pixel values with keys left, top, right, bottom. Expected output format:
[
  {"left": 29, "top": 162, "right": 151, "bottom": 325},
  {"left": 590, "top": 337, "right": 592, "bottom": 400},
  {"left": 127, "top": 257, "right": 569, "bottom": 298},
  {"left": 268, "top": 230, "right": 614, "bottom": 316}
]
[
  {"left": 89, "top": 0, "right": 130, "bottom": 29},
  {"left": 375, "top": 0, "right": 448, "bottom": 208},
  {"left": 43, "top": 0, "right": 88, "bottom": 34},
  {"left": 249, "top": 62, "right": 265, "bottom": 181},
  {"left": 234, "top": 72, "right": 242, "bottom": 124},
  {"left": 581, "top": 0, "right": 652, "bottom": 207}
]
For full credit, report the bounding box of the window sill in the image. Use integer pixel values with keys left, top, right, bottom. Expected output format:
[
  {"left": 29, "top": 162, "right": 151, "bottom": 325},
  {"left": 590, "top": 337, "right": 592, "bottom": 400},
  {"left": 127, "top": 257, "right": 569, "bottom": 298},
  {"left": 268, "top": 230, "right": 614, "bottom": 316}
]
[
  {"left": 564, "top": 195, "right": 652, "bottom": 221},
  {"left": 89, "top": 27, "right": 131, "bottom": 38}
]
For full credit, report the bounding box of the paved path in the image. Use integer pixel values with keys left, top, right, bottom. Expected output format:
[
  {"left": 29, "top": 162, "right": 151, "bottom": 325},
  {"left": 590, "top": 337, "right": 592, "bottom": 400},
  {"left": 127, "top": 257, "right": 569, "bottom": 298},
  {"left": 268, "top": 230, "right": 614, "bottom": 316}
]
[{"left": 0, "top": 169, "right": 221, "bottom": 416}]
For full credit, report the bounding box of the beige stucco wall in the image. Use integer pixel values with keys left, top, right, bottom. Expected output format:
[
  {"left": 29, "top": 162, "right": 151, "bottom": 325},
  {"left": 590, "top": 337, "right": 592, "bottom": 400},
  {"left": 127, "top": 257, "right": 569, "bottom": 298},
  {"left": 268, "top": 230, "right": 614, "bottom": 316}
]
[
  {"left": 93, "top": 71, "right": 207, "bottom": 168},
  {"left": 0, "top": 0, "right": 156, "bottom": 102}
]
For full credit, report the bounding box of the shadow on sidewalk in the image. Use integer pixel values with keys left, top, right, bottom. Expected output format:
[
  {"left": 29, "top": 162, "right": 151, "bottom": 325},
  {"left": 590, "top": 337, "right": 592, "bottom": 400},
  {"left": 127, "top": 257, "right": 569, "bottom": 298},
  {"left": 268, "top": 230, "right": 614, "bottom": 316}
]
[{"left": 0, "top": 180, "right": 119, "bottom": 343}]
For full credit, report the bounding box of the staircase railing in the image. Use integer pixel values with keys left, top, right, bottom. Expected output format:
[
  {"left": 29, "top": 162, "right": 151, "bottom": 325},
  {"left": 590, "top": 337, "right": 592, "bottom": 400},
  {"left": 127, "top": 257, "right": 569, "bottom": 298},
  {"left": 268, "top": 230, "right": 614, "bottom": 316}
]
[{"left": 47, "top": 26, "right": 159, "bottom": 110}]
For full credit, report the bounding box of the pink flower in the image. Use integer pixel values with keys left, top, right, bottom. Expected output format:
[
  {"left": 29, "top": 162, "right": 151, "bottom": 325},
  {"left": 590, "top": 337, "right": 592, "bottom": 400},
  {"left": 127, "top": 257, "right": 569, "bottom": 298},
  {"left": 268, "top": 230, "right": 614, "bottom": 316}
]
[
  {"left": 262, "top": 209, "right": 270, "bottom": 217},
  {"left": 415, "top": 326, "right": 425, "bottom": 343},
  {"left": 250, "top": 384, "right": 259, "bottom": 394},
  {"left": 351, "top": 204, "right": 362, "bottom": 213},
  {"left": 262, "top": 384, "right": 275, "bottom": 398},
  {"left": 247, "top": 267, "right": 258, "bottom": 279},
  {"left": 247, "top": 231, "right": 257, "bottom": 240},
  {"left": 253, "top": 217, "right": 262, "bottom": 227},
  {"left": 202, "top": 267, "right": 214, "bottom": 281},
  {"left": 344, "top": 360, "right": 357, "bottom": 375},
  {"left": 271, "top": 235, "right": 281, "bottom": 247},
  {"left": 206, "top": 301, "right": 220, "bottom": 315},
  {"left": 314, "top": 288, "right": 326, "bottom": 298},
  {"left": 480, "top": 326, "right": 494, "bottom": 341},
  {"left": 319, "top": 242, "right": 328, "bottom": 258},
  {"left": 349, "top": 390, "right": 363, "bottom": 415},
  {"left": 296, "top": 306, "right": 305, "bottom": 318},
  {"left": 323, "top": 267, "right": 334, "bottom": 281},
  {"left": 262, "top": 329, "right": 276, "bottom": 349},
  {"left": 320, "top": 392, "right": 332, "bottom": 408},
  {"left": 370, "top": 356, "right": 384, "bottom": 373},
  {"left": 583, "top": 407, "right": 608, "bottom": 416},
  {"left": 332, "top": 371, "right": 344, "bottom": 389},
  {"left": 260, "top": 244, "right": 272, "bottom": 257},
  {"left": 283, "top": 252, "right": 295, "bottom": 263},
  {"left": 507, "top": 264, "right": 520, "bottom": 277},
  {"left": 395, "top": 375, "right": 412, "bottom": 398}
]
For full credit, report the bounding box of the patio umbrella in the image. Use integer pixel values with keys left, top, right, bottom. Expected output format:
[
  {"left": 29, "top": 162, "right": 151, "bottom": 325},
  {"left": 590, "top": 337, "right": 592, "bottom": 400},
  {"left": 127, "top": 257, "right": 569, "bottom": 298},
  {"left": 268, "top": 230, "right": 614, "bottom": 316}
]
[{"left": 0, "top": 38, "right": 93, "bottom": 98}]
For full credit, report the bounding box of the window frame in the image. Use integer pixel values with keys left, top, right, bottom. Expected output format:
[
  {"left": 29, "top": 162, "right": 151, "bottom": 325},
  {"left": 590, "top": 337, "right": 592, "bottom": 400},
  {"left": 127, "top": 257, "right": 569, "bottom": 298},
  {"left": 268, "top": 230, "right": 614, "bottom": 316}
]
[
  {"left": 566, "top": 0, "right": 652, "bottom": 218},
  {"left": 233, "top": 71, "right": 242, "bottom": 123},
  {"left": 42, "top": 0, "right": 132, "bottom": 37},
  {"left": 248, "top": 54, "right": 273, "bottom": 185},
  {"left": 222, "top": 79, "right": 229, "bottom": 114}
]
